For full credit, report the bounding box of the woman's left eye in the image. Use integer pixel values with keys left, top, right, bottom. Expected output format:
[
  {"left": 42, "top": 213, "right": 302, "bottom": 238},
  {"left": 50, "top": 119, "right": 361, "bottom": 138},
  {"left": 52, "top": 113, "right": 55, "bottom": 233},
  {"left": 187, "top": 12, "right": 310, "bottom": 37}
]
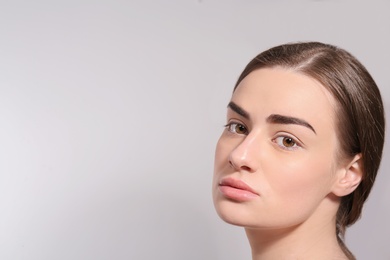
[{"left": 274, "top": 136, "right": 300, "bottom": 150}]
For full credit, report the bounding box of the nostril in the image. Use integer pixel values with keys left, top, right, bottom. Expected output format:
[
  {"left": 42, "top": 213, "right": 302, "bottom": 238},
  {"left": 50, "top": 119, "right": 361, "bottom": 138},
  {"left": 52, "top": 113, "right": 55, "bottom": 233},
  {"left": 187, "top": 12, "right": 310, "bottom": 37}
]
[
  {"left": 229, "top": 160, "right": 234, "bottom": 168},
  {"left": 241, "top": 166, "right": 251, "bottom": 172},
  {"left": 229, "top": 159, "right": 252, "bottom": 172}
]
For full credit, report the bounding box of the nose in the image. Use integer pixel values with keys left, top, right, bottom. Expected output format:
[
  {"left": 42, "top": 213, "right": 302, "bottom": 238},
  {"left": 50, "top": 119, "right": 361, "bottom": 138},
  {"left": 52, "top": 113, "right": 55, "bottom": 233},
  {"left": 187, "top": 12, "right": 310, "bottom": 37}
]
[{"left": 228, "top": 133, "right": 260, "bottom": 173}]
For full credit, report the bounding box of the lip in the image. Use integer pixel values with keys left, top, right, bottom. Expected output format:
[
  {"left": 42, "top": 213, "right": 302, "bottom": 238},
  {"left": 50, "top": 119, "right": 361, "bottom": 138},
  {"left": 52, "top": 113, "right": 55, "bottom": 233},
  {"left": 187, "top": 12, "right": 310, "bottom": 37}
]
[{"left": 218, "top": 177, "right": 259, "bottom": 202}]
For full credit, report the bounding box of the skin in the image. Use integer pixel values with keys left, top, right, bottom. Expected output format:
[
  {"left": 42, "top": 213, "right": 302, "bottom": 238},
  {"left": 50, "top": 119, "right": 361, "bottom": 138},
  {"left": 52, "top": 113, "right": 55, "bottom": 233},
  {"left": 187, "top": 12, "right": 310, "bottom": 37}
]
[{"left": 212, "top": 68, "right": 362, "bottom": 259}]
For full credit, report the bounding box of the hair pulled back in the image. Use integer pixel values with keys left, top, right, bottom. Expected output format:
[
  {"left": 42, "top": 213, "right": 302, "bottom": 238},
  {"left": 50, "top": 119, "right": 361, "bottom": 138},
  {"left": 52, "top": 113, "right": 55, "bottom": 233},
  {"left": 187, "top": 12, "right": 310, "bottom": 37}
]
[{"left": 234, "top": 42, "right": 385, "bottom": 259}]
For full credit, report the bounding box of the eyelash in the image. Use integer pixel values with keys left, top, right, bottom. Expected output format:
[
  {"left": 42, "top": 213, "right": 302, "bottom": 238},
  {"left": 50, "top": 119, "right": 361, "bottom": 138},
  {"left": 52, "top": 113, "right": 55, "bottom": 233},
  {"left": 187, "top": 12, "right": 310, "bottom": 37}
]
[
  {"left": 224, "top": 122, "right": 302, "bottom": 151},
  {"left": 224, "top": 122, "right": 248, "bottom": 135},
  {"left": 273, "top": 135, "right": 301, "bottom": 151}
]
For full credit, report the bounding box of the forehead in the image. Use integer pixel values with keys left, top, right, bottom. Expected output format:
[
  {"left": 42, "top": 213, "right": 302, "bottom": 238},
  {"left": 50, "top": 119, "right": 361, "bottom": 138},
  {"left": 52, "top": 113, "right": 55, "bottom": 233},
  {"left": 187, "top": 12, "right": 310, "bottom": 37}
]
[{"left": 232, "top": 68, "right": 337, "bottom": 133}]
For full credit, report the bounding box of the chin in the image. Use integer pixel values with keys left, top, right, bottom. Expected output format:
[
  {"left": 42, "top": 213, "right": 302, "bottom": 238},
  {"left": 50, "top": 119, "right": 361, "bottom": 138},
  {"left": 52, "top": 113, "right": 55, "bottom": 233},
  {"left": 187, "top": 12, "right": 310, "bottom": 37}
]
[
  {"left": 214, "top": 198, "right": 310, "bottom": 230},
  {"left": 213, "top": 198, "right": 258, "bottom": 227}
]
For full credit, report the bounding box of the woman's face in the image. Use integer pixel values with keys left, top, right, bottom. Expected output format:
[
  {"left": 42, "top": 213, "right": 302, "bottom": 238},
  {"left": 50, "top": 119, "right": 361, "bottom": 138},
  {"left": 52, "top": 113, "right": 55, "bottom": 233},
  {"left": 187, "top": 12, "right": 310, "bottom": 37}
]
[{"left": 213, "top": 68, "right": 342, "bottom": 229}]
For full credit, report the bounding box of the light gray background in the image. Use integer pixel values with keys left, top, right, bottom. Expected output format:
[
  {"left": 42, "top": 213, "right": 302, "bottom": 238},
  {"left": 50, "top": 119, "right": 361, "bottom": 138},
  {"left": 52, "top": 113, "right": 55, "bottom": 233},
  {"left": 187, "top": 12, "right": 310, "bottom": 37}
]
[{"left": 0, "top": 1, "right": 389, "bottom": 259}]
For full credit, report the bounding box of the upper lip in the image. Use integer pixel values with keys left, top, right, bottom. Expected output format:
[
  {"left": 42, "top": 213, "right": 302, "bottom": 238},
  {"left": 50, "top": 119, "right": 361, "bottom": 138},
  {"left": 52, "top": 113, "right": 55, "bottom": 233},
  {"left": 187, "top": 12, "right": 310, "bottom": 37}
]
[{"left": 219, "top": 177, "right": 259, "bottom": 195}]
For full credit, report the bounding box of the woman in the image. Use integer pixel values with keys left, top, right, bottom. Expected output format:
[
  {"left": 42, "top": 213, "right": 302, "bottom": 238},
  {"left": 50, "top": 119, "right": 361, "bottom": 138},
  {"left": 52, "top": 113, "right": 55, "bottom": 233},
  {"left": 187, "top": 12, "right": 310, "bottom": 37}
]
[{"left": 212, "top": 42, "right": 385, "bottom": 259}]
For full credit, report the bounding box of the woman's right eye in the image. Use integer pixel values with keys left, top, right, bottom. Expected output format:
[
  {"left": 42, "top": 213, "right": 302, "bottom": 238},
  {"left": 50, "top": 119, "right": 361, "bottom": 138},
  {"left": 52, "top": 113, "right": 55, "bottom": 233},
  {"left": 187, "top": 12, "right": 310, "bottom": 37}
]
[{"left": 224, "top": 122, "right": 248, "bottom": 135}]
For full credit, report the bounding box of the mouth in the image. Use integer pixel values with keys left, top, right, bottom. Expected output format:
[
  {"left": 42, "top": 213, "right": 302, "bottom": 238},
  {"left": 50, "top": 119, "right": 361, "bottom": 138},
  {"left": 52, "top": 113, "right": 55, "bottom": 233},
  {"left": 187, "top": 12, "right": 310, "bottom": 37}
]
[{"left": 218, "top": 177, "right": 259, "bottom": 202}]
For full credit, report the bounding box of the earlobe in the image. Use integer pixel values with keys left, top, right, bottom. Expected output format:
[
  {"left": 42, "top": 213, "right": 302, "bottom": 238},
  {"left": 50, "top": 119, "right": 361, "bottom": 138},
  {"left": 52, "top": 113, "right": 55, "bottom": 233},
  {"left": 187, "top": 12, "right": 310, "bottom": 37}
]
[{"left": 332, "top": 154, "right": 363, "bottom": 197}]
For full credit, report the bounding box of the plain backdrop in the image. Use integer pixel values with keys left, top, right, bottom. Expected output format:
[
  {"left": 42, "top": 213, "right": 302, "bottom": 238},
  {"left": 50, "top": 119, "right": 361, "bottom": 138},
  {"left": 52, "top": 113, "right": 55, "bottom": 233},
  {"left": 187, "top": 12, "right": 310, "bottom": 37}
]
[{"left": 0, "top": 1, "right": 389, "bottom": 259}]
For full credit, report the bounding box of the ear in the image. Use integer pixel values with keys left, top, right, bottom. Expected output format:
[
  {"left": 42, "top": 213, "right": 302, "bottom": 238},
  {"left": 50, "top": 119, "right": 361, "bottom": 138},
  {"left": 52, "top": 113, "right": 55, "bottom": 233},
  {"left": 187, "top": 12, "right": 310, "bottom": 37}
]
[{"left": 332, "top": 154, "right": 363, "bottom": 197}]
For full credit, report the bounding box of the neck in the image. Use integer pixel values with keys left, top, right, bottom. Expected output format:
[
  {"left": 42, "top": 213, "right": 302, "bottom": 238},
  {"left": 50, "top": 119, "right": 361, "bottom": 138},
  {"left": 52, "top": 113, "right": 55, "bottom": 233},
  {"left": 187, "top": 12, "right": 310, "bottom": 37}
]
[{"left": 245, "top": 199, "right": 348, "bottom": 260}]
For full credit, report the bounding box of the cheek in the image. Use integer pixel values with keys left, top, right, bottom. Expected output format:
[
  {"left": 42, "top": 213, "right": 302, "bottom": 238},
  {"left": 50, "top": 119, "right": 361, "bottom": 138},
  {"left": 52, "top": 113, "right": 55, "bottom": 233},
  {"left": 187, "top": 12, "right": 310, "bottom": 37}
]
[
  {"left": 214, "top": 138, "right": 224, "bottom": 168},
  {"left": 266, "top": 155, "right": 335, "bottom": 207},
  {"left": 213, "top": 137, "right": 225, "bottom": 186},
  {"left": 213, "top": 135, "right": 232, "bottom": 173},
  {"left": 212, "top": 137, "right": 230, "bottom": 215}
]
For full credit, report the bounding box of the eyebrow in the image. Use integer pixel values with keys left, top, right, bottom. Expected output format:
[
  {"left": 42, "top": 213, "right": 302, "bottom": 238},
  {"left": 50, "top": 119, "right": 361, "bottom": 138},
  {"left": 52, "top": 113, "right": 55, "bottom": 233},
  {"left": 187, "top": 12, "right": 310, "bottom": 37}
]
[
  {"left": 228, "top": 101, "right": 250, "bottom": 119},
  {"left": 266, "top": 114, "right": 316, "bottom": 134},
  {"left": 227, "top": 101, "right": 316, "bottom": 134}
]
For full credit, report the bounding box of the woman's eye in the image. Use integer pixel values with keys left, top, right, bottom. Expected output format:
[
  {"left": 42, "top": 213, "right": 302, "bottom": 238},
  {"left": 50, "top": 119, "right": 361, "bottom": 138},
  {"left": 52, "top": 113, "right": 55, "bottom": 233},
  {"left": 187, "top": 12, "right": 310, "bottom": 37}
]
[
  {"left": 225, "top": 123, "right": 248, "bottom": 135},
  {"left": 274, "top": 136, "right": 299, "bottom": 150}
]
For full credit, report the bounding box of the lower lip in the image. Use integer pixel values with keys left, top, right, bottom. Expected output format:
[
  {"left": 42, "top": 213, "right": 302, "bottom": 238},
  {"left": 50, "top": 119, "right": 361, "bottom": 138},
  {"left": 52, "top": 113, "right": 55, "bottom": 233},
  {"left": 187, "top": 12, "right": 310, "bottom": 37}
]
[{"left": 218, "top": 185, "right": 258, "bottom": 202}]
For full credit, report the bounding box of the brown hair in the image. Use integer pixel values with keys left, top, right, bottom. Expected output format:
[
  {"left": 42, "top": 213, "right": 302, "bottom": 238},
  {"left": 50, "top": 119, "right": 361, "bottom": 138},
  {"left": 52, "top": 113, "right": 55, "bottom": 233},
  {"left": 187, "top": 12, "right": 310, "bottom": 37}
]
[{"left": 234, "top": 42, "right": 385, "bottom": 259}]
